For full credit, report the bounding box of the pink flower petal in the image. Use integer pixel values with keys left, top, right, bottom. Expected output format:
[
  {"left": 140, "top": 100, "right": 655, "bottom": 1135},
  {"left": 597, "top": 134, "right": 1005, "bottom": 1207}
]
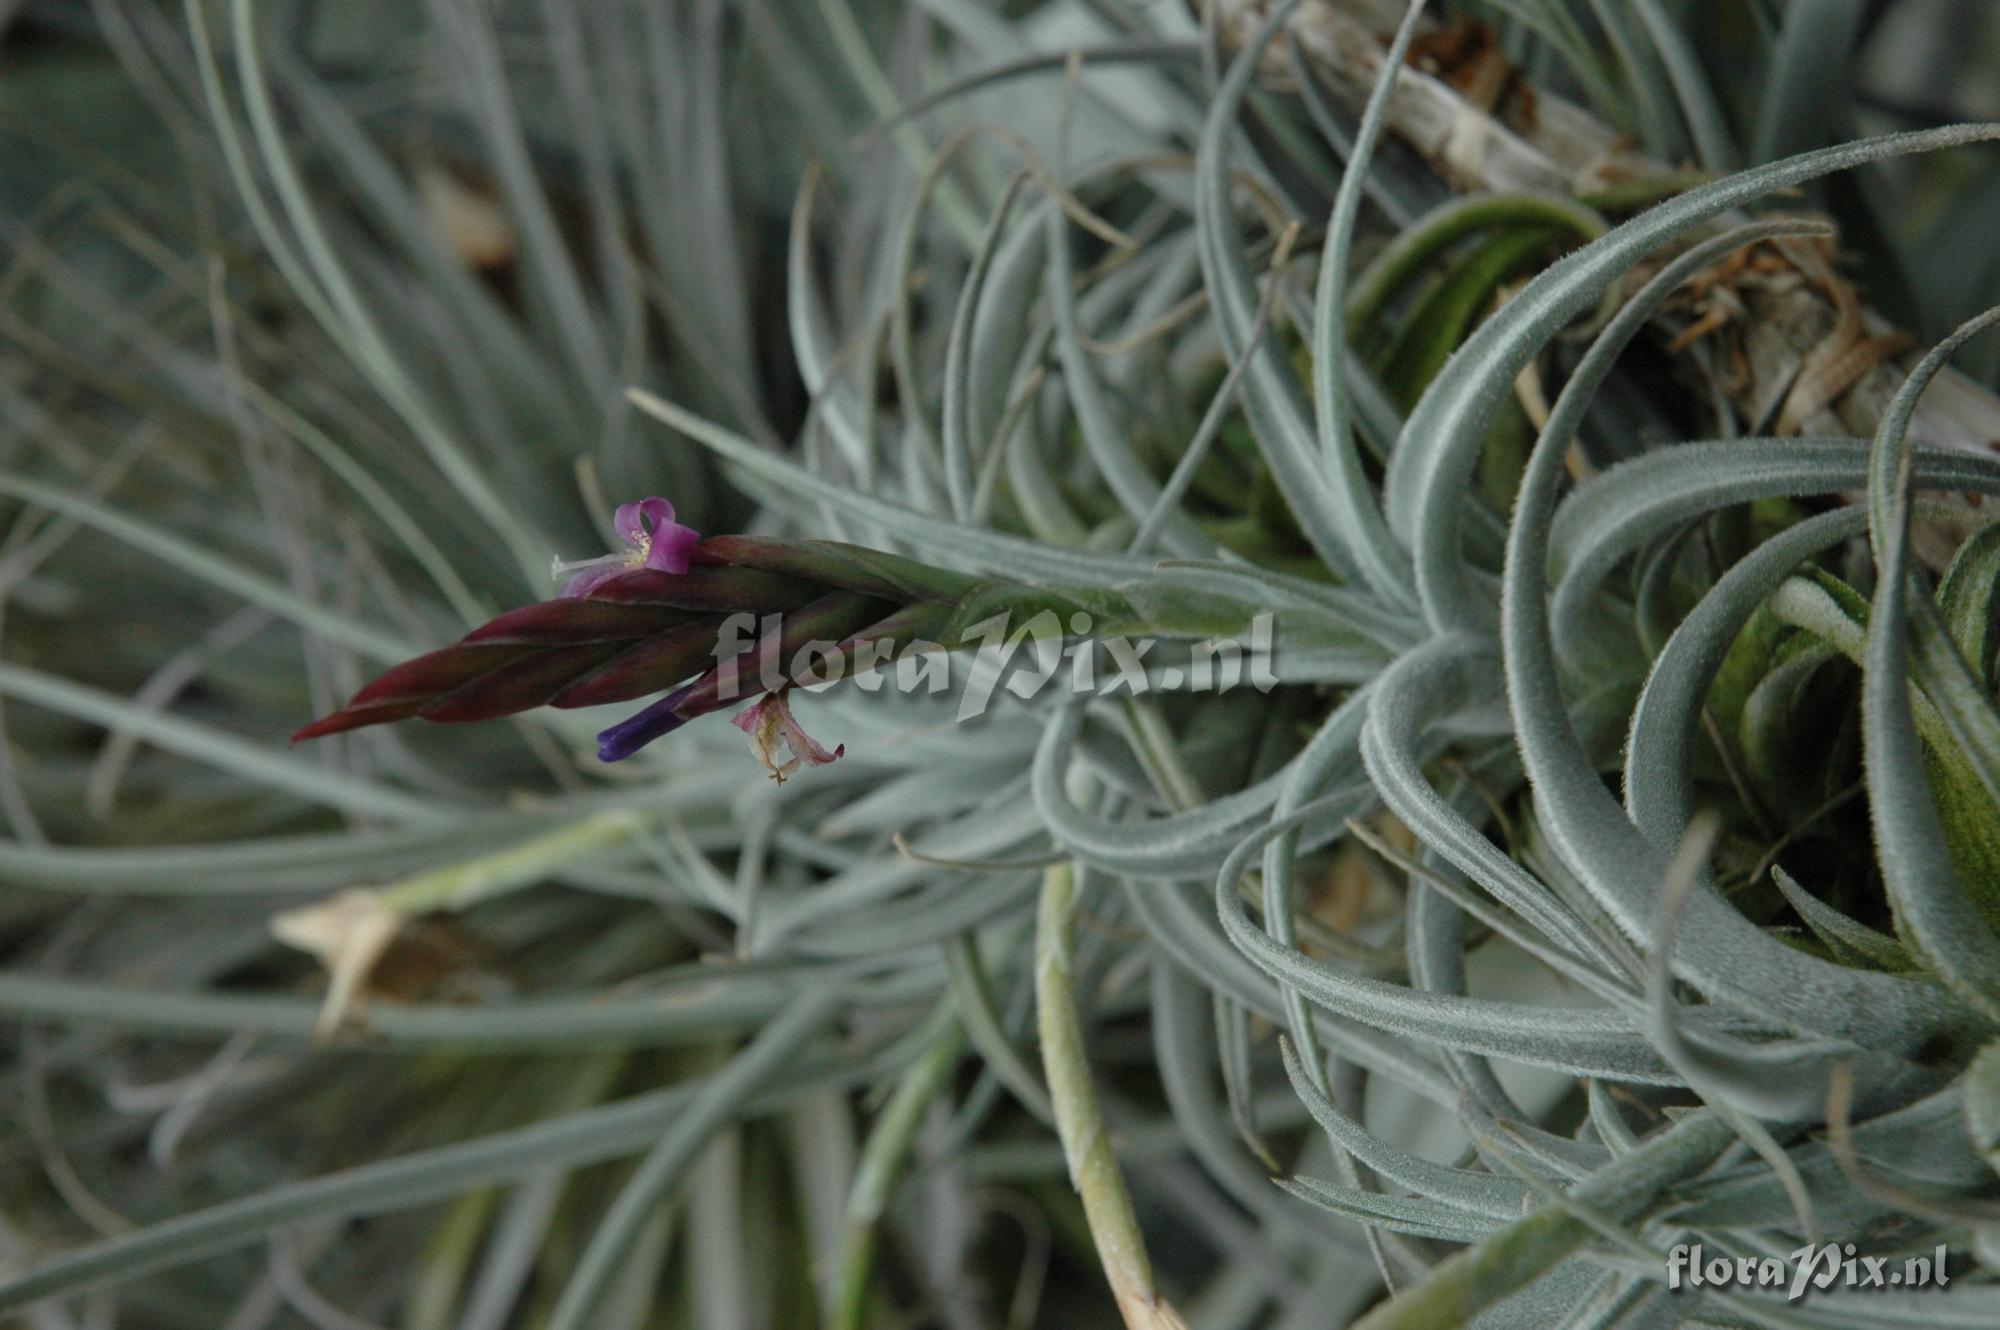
[
  {"left": 645, "top": 521, "right": 699, "bottom": 575},
  {"left": 560, "top": 564, "right": 625, "bottom": 599},
  {"left": 619, "top": 497, "right": 699, "bottom": 575},
  {"left": 611, "top": 499, "right": 662, "bottom": 546},
  {"left": 770, "top": 697, "right": 842, "bottom": 765},
  {"left": 558, "top": 497, "right": 699, "bottom": 596}
]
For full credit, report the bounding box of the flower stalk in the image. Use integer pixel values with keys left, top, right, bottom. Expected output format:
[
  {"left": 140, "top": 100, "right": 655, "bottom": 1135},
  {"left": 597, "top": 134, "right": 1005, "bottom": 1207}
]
[
  {"left": 271, "top": 808, "right": 648, "bottom": 1036},
  {"left": 825, "top": 1001, "right": 964, "bottom": 1330},
  {"left": 1035, "top": 861, "right": 1190, "bottom": 1330}
]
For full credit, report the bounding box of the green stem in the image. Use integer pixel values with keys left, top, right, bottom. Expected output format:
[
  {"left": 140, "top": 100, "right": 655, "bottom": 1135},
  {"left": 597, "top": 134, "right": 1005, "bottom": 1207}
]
[
  {"left": 379, "top": 809, "right": 646, "bottom": 914},
  {"left": 1035, "top": 862, "right": 1188, "bottom": 1330},
  {"left": 269, "top": 810, "right": 649, "bottom": 1036},
  {"left": 826, "top": 1002, "right": 964, "bottom": 1330},
  {"left": 944, "top": 932, "right": 1056, "bottom": 1124}
]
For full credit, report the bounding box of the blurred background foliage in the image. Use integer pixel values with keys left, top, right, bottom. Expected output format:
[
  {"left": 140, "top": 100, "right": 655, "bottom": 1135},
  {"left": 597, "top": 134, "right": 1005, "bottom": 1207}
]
[{"left": 4, "top": 1, "right": 2000, "bottom": 1327}]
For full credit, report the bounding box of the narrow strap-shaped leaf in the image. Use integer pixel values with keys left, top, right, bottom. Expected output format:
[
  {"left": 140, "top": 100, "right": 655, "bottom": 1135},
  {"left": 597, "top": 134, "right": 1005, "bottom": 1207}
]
[
  {"left": 1276, "top": 1174, "right": 1500, "bottom": 1244},
  {"left": 1861, "top": 307, "right": 2000, "bottom": 1019},
  {"left": 1031, "top": 704, "right": 1309, "bottom": 878},
  {"left": 1392, "top": 122, "right": 2000, "bottom": 633},
  {"left": 1217, "top": 866, "right": 1688, "bottom": 1084},
  {"left": 1124, "top": 878, "right": 1460, "bottom": 1107},
  {"left": 1, "top": 664, "right": 451, "bottom": 825},
  {"left": 1629, "top": 0, "right": 1741, "bottom": 170},
  {"left": 1771, "top": 866, "right": 1913, "bottom": 972},
  {"left": 1193, "top": 0, "right": 1367, "bottom": 584},
  {"left": 941, "top": 173, "right": 1031, "bottom": 523},
  {"left": 1345, "top": 195, "right": 1607, "bottom": 343},
  {"left": 1939, "top": 521, "right": 2000, "bottom": 688},
  {"left": 1258, "top": 687, "right": 1375, "bottom": 1105},
  {"left": 1550, "top": 438, "right": 2000, "bottom": 659},
  {"left": 1361, "top": 635, "right": 1628, "bottom": 973},
  {"left": 544, "top": 989, "right": 840, "bottom": 1330},
  {"left": 1149, "top": 962, "right": 1365, "bottom": 1244},
  {"left": 1306, "top": 0, "right": 1427, "bottom": 605},
  {"left": 1625, "top": 508, "right": 1867, "bottom": 851},
  {"left": 0, "top": 1031, "right": 881, "bottom": 1315},
  {"left": 1349, "top": 1113, "right": 1735, "bottom": 1330},
  {"left": 1751, "top": 0, "right": 1869, "bottom": 163},
  {"left": 1044, "top": 196, "right": 1214, "bottom": 558},
  {"left": 1280, "top": 1039, "right": 1534, "bottom": 1219},
  {"left": 0, "top": 475, "right": 412, "bottom": 663}
]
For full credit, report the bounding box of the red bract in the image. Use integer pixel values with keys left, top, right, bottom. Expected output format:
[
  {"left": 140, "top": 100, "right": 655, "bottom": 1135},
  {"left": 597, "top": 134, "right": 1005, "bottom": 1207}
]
[{"left": 294, "top": 515, "right": 969, "bottom": 766}]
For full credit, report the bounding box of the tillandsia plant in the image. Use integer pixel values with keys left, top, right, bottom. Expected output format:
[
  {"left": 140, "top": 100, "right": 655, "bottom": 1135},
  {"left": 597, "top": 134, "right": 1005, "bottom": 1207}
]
[{"left": 14, "top": 1, "right": 2000, "bottom": 1328}]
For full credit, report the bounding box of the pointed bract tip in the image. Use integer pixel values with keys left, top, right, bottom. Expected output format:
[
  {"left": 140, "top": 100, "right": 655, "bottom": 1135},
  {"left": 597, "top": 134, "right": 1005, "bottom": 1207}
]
[{"left": 291, "top": 706, "right": 406, "bottom": 744}]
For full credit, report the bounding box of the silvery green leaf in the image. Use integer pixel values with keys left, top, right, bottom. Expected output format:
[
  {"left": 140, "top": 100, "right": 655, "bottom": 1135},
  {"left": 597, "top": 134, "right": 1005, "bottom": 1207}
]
[
  {"left": 1966, "top": 1042, "right": 2000, "bottom": 1175},
  {"left": 1862, "top": 308, "right": 2000, "bottom": 1017},
  {"left": 1770, "top": 866, "right": 1914, "bottom": 974},
  {"left": 1276, "top": 1174, "right": 1501, "bottom": 1243},
  {"left": 1939, "top": 521, "right": 2000, "bottom": 690}
]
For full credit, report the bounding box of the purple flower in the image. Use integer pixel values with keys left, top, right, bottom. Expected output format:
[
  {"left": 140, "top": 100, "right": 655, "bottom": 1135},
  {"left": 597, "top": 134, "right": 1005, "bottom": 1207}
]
[
  {"left": 553, "top": 497, "right": 700, "bottom": 598},
  {"left": 595, "top": 683, "right": 697, "bottom": 764},
  {"left": 730, "top": 690, "right": 844, "bottom": 783}
]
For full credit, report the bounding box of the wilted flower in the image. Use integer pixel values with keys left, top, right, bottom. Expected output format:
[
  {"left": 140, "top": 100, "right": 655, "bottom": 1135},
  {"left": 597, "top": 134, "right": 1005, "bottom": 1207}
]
[
  {"left": 731, "top": 689, "right": 844, "bottom": 783},
  {"left": 550, "top": 496, "right": 699, "bottom": 597}
]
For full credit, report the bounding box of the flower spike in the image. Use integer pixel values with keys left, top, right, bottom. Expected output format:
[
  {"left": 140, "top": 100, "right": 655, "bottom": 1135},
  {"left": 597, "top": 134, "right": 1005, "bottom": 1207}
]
[
  {"left": 294, "top": 500, "right": 1230, "bottom": 773},
  {"left": 294, "top": 505, "right": 978, "bottom": 771}
]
